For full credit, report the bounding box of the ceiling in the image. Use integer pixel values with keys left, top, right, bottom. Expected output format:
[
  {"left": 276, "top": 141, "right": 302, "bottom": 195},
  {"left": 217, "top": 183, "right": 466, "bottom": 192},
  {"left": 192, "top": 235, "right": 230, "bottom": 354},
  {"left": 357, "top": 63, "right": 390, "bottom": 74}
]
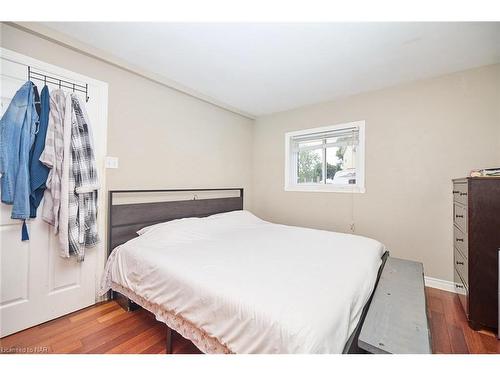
[{"left": 42, "top": 22, "right": 500, "bottom": 117}]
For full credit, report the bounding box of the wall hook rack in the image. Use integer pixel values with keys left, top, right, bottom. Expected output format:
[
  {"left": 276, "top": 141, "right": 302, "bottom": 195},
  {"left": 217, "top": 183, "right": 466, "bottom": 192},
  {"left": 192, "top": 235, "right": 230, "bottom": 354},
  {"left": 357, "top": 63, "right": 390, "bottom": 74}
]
[{"left": 28, "top": 66, "right": 90, "bottom": 102}]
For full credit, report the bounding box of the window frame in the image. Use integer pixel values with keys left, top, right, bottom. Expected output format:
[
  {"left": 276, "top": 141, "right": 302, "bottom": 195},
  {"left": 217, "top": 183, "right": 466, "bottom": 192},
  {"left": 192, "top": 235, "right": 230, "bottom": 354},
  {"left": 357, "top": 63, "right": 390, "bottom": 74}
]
[{"left": 284, "top": 121, "right": 366, "bottom": 193}]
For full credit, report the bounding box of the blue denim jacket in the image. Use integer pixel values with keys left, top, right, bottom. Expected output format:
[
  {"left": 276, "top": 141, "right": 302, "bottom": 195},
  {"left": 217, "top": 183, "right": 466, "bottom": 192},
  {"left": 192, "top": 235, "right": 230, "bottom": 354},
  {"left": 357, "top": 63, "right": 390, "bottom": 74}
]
[
  {"left": 29, "top": 85, "right": 50, "bottom": 218},
  {"left": 0, "top": 81, "right": 38, "bottom": 223}
]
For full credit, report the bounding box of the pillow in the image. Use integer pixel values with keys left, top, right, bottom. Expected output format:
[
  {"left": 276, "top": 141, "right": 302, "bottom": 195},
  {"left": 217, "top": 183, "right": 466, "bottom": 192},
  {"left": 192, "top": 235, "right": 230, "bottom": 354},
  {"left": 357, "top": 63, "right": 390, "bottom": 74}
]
[
  {"left": 136, "top": 217, "right": 194, "bottom": 236},
  {"left": 135, "top": 210, "right": 254, "bottom": 236},
  {"left": 136, "top": 223, "right": 161, "bottom": 236}
]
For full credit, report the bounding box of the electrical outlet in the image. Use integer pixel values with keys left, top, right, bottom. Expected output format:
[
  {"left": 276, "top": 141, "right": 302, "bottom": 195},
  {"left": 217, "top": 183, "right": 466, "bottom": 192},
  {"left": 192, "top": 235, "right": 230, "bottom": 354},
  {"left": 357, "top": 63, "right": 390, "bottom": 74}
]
[
  {"left": 350, "top": 222, "right": 355, "bottom": 233},
  {"left": 105, "top": 156, "right": 119, "bottom": 169}
]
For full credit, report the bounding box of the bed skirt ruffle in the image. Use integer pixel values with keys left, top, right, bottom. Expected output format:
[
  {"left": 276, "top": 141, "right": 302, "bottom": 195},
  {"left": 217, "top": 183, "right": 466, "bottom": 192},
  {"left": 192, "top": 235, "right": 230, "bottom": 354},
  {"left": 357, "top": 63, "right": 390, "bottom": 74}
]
[{"left": 108, "top": 282, "right": 233, "bottom": 354}]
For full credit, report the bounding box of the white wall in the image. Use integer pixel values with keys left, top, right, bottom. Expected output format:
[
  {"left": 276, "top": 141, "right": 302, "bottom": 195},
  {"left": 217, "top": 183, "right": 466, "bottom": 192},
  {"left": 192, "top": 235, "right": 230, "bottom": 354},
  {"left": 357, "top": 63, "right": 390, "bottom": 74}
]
[
  {"left": 252, "top": 64, "right": 500, "bottom": 281},
  {"left": 0, "top": 23, "right": 254, "bottom": 207}
]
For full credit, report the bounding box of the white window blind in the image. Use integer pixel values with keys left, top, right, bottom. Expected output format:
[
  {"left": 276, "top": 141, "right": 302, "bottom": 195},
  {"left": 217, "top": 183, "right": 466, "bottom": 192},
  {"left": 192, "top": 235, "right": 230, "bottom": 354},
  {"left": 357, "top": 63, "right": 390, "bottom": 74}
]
[{"left": 291, "top": 126, "right": 359, "bottom": 152}]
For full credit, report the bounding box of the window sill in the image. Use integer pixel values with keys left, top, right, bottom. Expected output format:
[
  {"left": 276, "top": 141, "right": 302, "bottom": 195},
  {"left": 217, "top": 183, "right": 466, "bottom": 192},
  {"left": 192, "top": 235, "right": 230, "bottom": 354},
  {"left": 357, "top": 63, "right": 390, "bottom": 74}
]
[{"left": 284, "top": 184, "right": 366, "bottom": 193}]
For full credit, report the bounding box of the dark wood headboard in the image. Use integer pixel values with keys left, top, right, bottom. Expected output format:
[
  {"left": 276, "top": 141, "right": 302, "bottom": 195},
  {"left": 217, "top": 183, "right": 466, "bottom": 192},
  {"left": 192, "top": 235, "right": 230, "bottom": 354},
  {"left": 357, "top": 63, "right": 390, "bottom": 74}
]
[{"left": 107, "top": 188, "right": 244, "bottom": 255}]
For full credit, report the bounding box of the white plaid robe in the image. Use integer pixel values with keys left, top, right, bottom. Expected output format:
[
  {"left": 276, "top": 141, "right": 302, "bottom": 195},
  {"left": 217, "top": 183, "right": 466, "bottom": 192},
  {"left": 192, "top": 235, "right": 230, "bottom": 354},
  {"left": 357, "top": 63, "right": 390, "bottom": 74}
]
[
  {"left": 68, "top": 95, "right": 99, "bottom": 261},
  {"left": 40, "top": 89, "right": 66, "bottom": 232}
]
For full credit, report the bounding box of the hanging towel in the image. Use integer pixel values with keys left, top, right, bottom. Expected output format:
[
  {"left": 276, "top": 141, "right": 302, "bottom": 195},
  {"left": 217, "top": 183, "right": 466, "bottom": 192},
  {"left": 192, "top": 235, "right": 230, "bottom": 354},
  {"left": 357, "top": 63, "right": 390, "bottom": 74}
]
[
  {"left": 40, "top": 89, "right": 67, "bottom": 233},
  {"left": 68, "top": 95, "right": 99, "bottom": 261},
  {"left": 29, "top": 85, "right": 50, "bottom": 218}
]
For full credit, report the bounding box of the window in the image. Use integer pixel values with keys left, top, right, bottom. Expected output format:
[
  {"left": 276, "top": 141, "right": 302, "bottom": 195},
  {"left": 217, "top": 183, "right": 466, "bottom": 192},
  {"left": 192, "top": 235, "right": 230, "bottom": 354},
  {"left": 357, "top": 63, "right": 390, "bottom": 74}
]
[{"left": 284, "top": 121, "right": 365, "bottom": 193}]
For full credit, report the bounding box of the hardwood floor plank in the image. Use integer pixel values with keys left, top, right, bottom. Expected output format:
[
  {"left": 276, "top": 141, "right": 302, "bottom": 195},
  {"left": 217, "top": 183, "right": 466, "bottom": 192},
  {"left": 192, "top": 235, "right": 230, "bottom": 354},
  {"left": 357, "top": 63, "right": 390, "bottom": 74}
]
[
  {"left": 446, "top": 293, "right": 465, "bottom": 327},
  {"left": 448, "top": 324, "right": 469, "bottom": 354},
  {"left": 140, "top": 338, "right": 167, "bottom": 354},
  {"left": 96, "top": 307, "right": 128, "bottom": 323},
  {"left": 479, "top": 332, "right": 500, "bottom": 354},
  {"left": 66, "top": 317, "right": 148, "bottom": 354},
  {"left": 429, "top": 309, "right": 453, "bottom": 353},
  {"left": 87, "top": 321, "right": 160, "bottom": 354},
  {"left": 460, "top": 322, "right": 486, "bottom": 353},
  {"left": 427, "top": 295, "right": 445, "bottom": 314},
  {"left": 105, "top": 326, "right": 163, "bottom": 354},
  {"left": 69, "top": 302, "right": 119, "bottom": 323},
  {"left": 34, "top": 320, "right": 109, "bottom": 350},
  {"left": 34, "top": 309, "right": 143, "bottom": 350},
  {"left": 51, "top": 338, "right": 83, "bottom": 353},
  {"left": 79, "top": 313, "right": 153, "bottom": 351},
  {"left": 121, "top": 329, "right": 165, "bottom": 354}
]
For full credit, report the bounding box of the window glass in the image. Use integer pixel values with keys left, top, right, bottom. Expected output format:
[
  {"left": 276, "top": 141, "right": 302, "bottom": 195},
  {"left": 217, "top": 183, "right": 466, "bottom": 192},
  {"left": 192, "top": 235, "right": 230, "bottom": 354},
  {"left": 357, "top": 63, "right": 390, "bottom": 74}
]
[
  {"left": 326, "top": 145, "right": 357, "bottom": 185},
  {"left": 297, "top": 148, "right": 323, "bottom": 184}
]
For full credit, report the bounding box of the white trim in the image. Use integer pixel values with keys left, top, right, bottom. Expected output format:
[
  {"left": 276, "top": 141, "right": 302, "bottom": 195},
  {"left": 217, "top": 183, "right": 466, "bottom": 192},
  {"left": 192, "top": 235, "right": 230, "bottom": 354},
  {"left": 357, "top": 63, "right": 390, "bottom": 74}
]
[
  {"left": 424, "top": 276, "right": 464, "bottom": 295},
  {"left": 284, "top": 120, "right": 366, "bottom": 193},
  {"left": 6, "top": 22, "right": 255, "bottom": 120},
  {"left": 284, "top": 184, "right": 366, "bottom": 193}
]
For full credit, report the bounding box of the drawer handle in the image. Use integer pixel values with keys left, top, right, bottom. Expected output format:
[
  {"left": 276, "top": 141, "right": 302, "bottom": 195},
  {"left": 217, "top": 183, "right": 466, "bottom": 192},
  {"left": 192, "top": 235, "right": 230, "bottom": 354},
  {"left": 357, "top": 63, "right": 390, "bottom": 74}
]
[
  {"left": 455, "top": 214, "right": 464, "bottom": 218},
  {"left": 456, "top": 238, "right": 464, "bottom": 242},
  {"left": 452, "top": 190, "right": 459, "bottom": 194},
  {"left": 456, "top": 261, "right": 464, "bottom": 265},
  {"left": 455, "top": 284, "right": 464, "bottom": 289},
  {"left": 460, "top": 192, "right": 467, "bottom": 196}
]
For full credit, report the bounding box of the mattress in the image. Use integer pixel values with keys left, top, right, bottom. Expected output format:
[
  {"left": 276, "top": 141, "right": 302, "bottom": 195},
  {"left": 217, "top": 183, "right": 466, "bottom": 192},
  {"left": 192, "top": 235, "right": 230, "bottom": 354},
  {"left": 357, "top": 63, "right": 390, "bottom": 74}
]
[{"left": 100, "top": 210, "right": 385, "bottom": 353}]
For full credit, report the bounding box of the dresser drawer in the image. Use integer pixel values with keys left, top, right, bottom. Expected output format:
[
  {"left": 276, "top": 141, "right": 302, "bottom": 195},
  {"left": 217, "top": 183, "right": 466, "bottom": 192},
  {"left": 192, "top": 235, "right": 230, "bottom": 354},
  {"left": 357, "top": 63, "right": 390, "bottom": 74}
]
[
  {"left": 453, "top": 182, "right": 468, "bottom": 205},
  {"left": 453, "top": 225, "right": 468, "bottom": 259},
  {"left": 454, "top": 246, "right": 468, "bottom": 287},
  {"left": 454, "top": 268, "right": 468, "bottom": 317},
  {"left": 453, "top": 202, "right": 467, "bottom": 233}
]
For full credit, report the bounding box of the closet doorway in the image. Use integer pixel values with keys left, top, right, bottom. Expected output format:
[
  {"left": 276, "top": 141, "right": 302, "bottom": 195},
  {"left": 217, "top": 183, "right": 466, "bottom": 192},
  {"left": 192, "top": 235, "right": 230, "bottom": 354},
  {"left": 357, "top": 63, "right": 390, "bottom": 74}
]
[{"left": 0, "top": 48, "right": 109, "bottom": 337}]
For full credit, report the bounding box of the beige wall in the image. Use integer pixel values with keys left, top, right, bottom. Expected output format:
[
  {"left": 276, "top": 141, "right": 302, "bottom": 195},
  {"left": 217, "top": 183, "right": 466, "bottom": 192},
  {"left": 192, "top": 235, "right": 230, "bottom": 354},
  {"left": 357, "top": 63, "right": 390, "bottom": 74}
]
[
  {"left": 252, "top": 64, "right": 500, "bottom": 281},
  {"left": 2, "top": 23, "right": 499, "bottom": 281},
  {"left": 0, "top": 23, "right": 254, "bottom": 207}
]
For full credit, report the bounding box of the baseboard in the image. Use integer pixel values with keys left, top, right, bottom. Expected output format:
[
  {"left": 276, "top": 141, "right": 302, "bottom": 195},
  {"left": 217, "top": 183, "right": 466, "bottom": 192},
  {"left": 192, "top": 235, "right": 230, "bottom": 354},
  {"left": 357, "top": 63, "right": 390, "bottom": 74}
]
[{"left": 424, "top": 276, "right": 463, "bottom": 294}]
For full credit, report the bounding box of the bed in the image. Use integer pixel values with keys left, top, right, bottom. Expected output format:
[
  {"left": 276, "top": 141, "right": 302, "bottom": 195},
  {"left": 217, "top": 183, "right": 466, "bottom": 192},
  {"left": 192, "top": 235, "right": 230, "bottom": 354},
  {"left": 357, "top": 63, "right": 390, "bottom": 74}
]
[{"left": 100, "top": 188, "right": 389, "bottom": 354}]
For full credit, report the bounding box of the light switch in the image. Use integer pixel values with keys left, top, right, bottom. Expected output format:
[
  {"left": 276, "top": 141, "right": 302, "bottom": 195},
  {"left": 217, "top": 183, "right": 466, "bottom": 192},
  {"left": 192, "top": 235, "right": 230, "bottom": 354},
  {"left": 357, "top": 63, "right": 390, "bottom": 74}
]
[{"left": 105, "top": 156, "right": 119, "bottom": 169}]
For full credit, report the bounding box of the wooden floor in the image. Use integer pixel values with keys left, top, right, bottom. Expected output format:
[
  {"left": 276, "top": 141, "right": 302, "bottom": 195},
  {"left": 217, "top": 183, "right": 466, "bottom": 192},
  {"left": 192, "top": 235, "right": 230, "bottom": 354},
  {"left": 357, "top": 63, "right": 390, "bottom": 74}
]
[
  {"left": 426, "top": 287, "right": 499, "bottom": 354},
  {"left": 1, "top": 287, "right": 498, "bottom": 354},
  {"left": 0, "top": 301, "right": 201, "bottom": 354}
]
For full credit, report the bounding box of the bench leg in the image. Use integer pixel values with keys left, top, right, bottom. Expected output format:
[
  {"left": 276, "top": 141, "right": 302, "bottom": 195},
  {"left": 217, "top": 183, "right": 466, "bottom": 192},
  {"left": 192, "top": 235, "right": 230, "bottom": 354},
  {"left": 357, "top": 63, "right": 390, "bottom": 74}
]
[{"left": 166, "top": 325, "right": 173, "bottom": 354}]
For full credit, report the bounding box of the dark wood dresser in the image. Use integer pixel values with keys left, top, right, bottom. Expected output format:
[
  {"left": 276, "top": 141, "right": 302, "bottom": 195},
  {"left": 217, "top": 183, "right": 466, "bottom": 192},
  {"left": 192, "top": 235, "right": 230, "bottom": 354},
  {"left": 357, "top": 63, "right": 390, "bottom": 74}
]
[{"left": 452, "top": 177, "right": 500, "bottom": 333}]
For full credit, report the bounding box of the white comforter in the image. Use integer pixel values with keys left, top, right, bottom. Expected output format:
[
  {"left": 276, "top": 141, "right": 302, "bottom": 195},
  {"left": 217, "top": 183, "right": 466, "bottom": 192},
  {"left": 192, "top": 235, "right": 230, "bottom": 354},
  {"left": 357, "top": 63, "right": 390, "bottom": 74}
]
[{"left": 101, "top": 210, "right": 385, "bottom": 353}]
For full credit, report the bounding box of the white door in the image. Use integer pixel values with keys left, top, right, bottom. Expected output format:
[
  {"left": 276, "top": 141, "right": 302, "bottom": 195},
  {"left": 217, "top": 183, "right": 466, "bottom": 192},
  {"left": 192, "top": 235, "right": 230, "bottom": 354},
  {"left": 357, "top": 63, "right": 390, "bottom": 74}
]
[{"left": 0, "top": 48, "right": 108, "bottom": 337}]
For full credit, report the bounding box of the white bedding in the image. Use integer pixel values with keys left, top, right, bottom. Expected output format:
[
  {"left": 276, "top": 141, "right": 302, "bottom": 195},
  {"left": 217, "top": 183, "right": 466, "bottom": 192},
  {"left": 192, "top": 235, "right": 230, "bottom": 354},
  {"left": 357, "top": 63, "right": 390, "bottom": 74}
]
[{"left": 101, "top": 210, "right": 385, "bottom": 353}]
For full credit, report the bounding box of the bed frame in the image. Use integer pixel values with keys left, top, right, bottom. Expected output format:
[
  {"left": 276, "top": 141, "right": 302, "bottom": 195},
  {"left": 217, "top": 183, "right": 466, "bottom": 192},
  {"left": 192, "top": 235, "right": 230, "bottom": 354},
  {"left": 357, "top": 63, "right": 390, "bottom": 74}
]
[{"left": 106, "top": 188, "right": 390, "bottom": 354}]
